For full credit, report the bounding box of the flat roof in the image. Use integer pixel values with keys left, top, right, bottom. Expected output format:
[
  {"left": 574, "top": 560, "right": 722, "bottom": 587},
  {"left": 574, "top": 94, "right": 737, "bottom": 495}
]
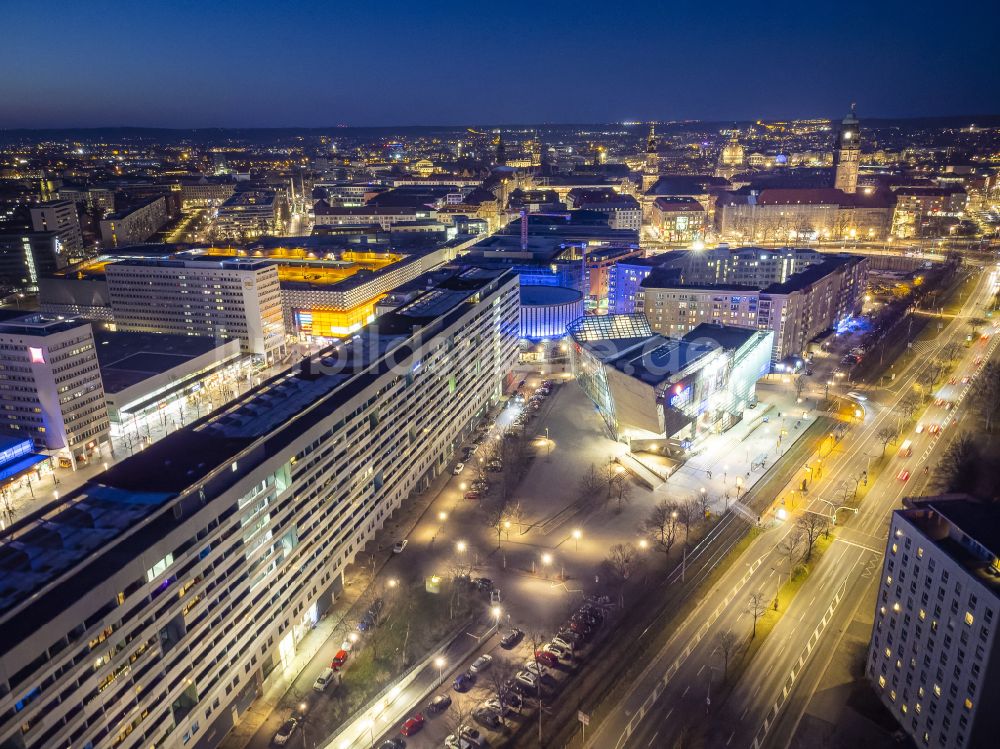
[
  {"left": 683, "top": 323, "right": 758, "bottom": 350},
  {"left": 0, "top": 268, "right": 518, "bottom": 626},
  {"left": 520, "top": 286, "right": 582, "bottom": 306},
  {"left": 94, "top": 330, "right": 233, "bottom": 394}
]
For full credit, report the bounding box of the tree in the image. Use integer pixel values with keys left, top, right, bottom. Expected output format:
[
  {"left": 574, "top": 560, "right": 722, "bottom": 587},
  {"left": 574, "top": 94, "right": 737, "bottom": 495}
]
[
  {"left": 778, "top": 529, "right": 802, "bottom": 572},
  {"left": 698, "top": 490, "right": 712, "bottom": 519},
  {"left": 796, "top": 512, "right": 828, "bottom": 563},
  {"left": 967, "top": 317, "right": 987, "bottom": 336},
  {"left": 642, "top": 500, "right": 679, "bottom": 559},
  {"left": 484, "top": 499, "right": 523, "bottom": 550},
  {"left": 676, "top": 498, "right": 701, "bottom": 546},
  {"left": 934, "top": 433, "right": 983, "bottom": 496},
  {"left": 715, "top": 629, "right": 740, "bottom": 681},
  {"left": 971, "top": 361, "right": 1000, "bottom": 433},
  {"left": 794, "top": 375, "right": 806, "bottom": 399},
  {"left": 578, "top": 462, "right": 603, "bottom": 500},
  {"left": 599, "top": 458, "right": 624, "bottom": 506},
  {"left": 483, "top": 656, "right": 520, "bottom": 727},
  {"left": 898, "top": 391, "right": 921, "bottom": 422},
  {"left": 446, "top": 698, "right": 476, "bottom": 746},
  {"left": 940, "top": 342, "right": 963, "bottom": 364},
  {"left": 605, "top": 542, "right": 639, "bottom": 606},
  {"left": 612, "top": 473, "right": 634, "bottom": 514},
  {"left": 877, "top": 425, "right": 899, "bottom": 457},
  {"left": 748, "top": 592, "right": 768, "bottom": 638}
]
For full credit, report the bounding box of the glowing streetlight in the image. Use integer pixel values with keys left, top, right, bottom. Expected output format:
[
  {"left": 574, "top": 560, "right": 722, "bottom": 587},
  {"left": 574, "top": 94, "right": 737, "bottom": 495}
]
[
  {"left": 456, "top": 540, "right": 467, "bottom": 554},
  {"left": 438, "top": 510, "right": 448, "bottom": 521},
  {"left": 387, "top": 578, "right": 398, "bottom": 589},
  {"left": 349, "top": 632, "right": 359, "bottom": 644},
  {"left": 434, "top": 656, "right": 446, "bottom": 680},
  {"left": 491, "top": 605, "right": 502, "bottom": 620},
  {"left": 541, "top": 552, "right": 553, "bottom": 566},
  {"left": 572, "top": 528, "right": 582, "bottom": 551},
  {"left": 638, "top": 538, "right": 649, "bottom": 550}
]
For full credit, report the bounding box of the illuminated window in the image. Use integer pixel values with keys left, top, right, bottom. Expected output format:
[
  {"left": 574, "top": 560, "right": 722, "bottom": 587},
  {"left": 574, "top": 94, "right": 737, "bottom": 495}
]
[
  {"left": 889, "top": 690, "right": 896, "bottom": 702},
  {"left": 885, "top": 647, "right": 892, "bottom": 658},
  {"left": 919, "top": 609, "right": 926, "bottom": 620},
  {"left": 934, "top": 684, "right": 941, "bottom": 697},
  {"left": 892, "top": 543, "right": 898, "bottom": 554},
  {"left": 965, "top": 612, "right": 974, "bottom": 626},
  {"left": 879, "top": 675, "right": 886, "bottom": 688},
  {"left": 965, "top": 698, "right": 973, "bottom": 710}
]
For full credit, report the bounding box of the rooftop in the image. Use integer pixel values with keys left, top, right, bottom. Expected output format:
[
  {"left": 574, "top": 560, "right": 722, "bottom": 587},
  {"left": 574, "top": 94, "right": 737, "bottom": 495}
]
[
  {"left": 0, "top": 268, "right": 517, "bottom": 628},
  {"left": 94, "top": 329, "right": 233, "bottom": 394},
  {"left": 0, "top": 313, "right": 91, "bottom": 338}
]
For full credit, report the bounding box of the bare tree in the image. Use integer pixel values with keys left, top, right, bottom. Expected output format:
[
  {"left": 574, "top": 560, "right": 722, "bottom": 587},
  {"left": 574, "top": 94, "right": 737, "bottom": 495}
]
[
  {"left": 796, "top": 513, "right": 828, "bottom": 563},
  {"left": 898, "top": 391, "right": 921, "bottom": 422},
  {"left": 971, "top": 361, "right": 1000, "bottom": 433},
  {"left": 748, "top": 592, "right": 768, "bottom": 638},
  {"left": 715, "top": 629, "right": 740, "bottom": 681},
  {"left": 940, "top": 342, "right": 963, "bottom": 364},
  {"left": 934, "top": 433, "right": 984, "bottom": 496},
  {"left": 612, "top": 474, "right": 634, "bottom": 514},
  {"left": 483, "top": 656, "right": 520, "bottom": 727},
  {"left": 445, "top": 698, "right": 476, "bottom": 746},
  {"left": 778, "top": 529, "right": 803, "bottom": 572},
  {"left": 967, "top": 317, "right": 987, "bottom": 336},
  {"left": 676, "top": 498, "right": 701, "bottom": 546},
  {"left": 484, "top": 499, "right": 522, "bottom": 550},
  {"left": 642, "top": 500, "right": 679, "bottom": 559},
  {"left": 877, "top": 425, "right": 900, "bottom": 457},
  {"left": 577, "top": 462, "right": 603, "bottom": 500},
  {"left": 605, "top": 542, "right": 639, "bottom": 606},
  {"left": 698, "top": 490, "right": 711, "bottom": 519},
  {"left": 794, "top": 375, "right": 806, "bottom": 399}
]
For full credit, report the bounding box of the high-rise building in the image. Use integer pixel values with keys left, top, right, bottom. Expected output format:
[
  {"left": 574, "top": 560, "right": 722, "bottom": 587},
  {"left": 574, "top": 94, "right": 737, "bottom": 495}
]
[
  {"left": 0, "top": 314, "right": 110, "bottom": 465},
  {"left": 834, "top": 104, "right": 861, "bottom": 194},
  {"left": 29, "top": 200, "right": 83, "bottom": 255},
  {"left": 104, "top": 256, "right": 287, "bottom": 363},
  {"left": 0, "top": 231, "right": 64, "bottom": 291},
  {"left": 867, "top": 496, "right": 1000, "bottom": 749},
  {"left": 0, "top": 269, "right": 519, "bottom": 749},
  {"left": 99, "top": 196, "right": 169, "bottom": 248}
]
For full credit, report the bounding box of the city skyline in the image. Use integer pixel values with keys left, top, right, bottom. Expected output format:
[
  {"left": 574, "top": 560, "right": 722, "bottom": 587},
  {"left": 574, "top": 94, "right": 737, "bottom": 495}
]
[{"left": 2, "top": 0, "right": 998, "bottom": 128}]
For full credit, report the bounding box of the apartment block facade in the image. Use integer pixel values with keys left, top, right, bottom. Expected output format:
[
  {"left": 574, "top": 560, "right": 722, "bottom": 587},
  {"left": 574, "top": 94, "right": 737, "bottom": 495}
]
[
  {"left": 29, "top": 200, "right": 83, "bottom": 256},
  {"left": 636, "top": 249, "right": 868, "bottom": 363},
  {"left": 0, "top": 269, "right": 520, "bottom": 749},
  {"left": 104, "top": 257, "right": 287, "bottom": 363},
  {"left": 99, "top": 197, "right": 169, "bottom": 248},
  {"left": 0, "top": 314, "right": 110, "bottom": 464},
  {"left": 868, "top": 497, "right": 1000, "bottom": 749}
]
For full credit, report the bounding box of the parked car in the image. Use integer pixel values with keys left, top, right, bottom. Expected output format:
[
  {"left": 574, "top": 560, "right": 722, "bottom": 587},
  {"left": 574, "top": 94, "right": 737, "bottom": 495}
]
[
  {"left": 427, "top": 694, "right": 452, "bottom": 714},
  {"left": 500, "top": 690, "right": 523, "bottom": 709},
  {"left": 358, "top": 613, "right": 374, "bottom": 632},
  {"left": 487, "top": 460, "right": 503, "bottom": 473},
  {"left": 535, "top": 650, "right": 560, "bottom": 668},
  {"left": 471, "top": 479, "right": 489, "bottom": 492},
  {"left": 544, "top": 643, "right": 572, "bottom": 661},
  {"left": 453, "top": 462, "right": 465, "bottom": 475},
  {"left": 550, "top": 636, "right": 576, "bottom": 652},
  {"left": 522, "top": 660, "right": 547, "bottom": 677},
  {"left": 377, "top": 739, "right": 405, "bottom": 749},
  {"left": 272, "top": 718, "right": 299, "bottom": 746},
  {"left": 331, "top": 649, "right": 349, "bottom": 669},
  {"left": 472, "top": 577, "right": 493, "bottom": 592},
  {"left": 515, "top": 670, "right": 539, "bottom": 690},
  {"left": 473, "top": 707, "right": 502, "bottom": 729},
  {"left": 400, "top": 713, "right": 425, "bottom": 736},
  {"left": 312, "top": 667, "right": 337, "bottom": 692},
  {"left": 470, "top": 654, "right": 493, "bottom": 673},
  {"left": 393, "top": 539, "right": 408, "bottom": 553},
  {"left": 556, "top": 629, "right": 582, "bottom": 645},
  {"left": 500, "top": 628, "right": 524, "bottom": 648},
  {"left": 464, "top": 490, "right": 482, "bottom": 501},
  {"left": 484, "top": 696, "right": 516, "bottom": 717},
  {"left": 453, "top": 672, "right": 475, "bottom": 692}
]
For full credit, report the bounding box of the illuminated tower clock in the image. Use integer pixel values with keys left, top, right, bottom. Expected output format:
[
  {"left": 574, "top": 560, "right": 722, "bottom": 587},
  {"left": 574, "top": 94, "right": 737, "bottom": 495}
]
[{"left": 834, "top": 103, "right": 860, "bottom": 194}]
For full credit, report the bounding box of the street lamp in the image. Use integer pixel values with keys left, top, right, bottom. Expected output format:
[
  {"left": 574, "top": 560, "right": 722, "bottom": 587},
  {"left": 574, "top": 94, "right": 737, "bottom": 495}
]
[
  {"left": 434, "top": 656, "right": 445, "bottom": 681},
  {"left": 387, "top": 578, "right": 398, "bottom": 590},
  {"left": 572, "top": 528, "right": 582, "bottom": 551},
  {"left": 349, "top": 632, "right": 359, "bottom": 645},
  {"left": 438, "top": 511, "right": 448, "bottom": 522},
  {"left": 638, "top": 538, "right": 649, "bottom": 550},
  {"left": 456, "top": 540, "right": 467, "bottom": 554}
]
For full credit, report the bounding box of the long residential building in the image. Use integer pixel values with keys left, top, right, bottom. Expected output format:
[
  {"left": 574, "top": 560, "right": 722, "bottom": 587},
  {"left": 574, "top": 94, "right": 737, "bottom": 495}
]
[
  {"left": 104, "top": 256, "right": 287, "bottom": 363},
  {"left": 30, "top": 200, "right": 83, "bottom": 256},
  {"left": 868, "top": 496, "right": 1000, "bottom": 749},
  {"left": 0, "top": 268, "right": 520, "bottom": 749},
  {"left": 100, "top": 197, "right": 169, "bottom": 248},
  {"left": 635, "top": 248, "right": 868, "bottom": 363}
]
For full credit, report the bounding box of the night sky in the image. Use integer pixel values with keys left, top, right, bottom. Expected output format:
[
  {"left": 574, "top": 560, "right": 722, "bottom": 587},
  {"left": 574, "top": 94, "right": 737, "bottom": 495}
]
[{"left": 2, "top": 0, "right": 996, "bottom": 128}]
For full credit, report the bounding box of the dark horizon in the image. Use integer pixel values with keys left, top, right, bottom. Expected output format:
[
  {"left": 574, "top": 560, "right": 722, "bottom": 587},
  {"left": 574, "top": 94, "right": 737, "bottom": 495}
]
[{"left": 2, "top": 0, "right": 996, "bottom": 129}]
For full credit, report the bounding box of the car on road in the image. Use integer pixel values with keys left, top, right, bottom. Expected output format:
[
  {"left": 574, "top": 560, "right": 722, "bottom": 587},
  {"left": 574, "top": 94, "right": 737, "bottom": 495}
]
[
  {"left": 377, "top": 739, "right": 405, "bottom": 749},
  {"left": 961, "top": 376, "right": 971, "bottom": 385},
  {"left": 427, "top": 694, "right": 452, "bottom": 714},
  {"left": 453, "top": 462, "right": 465, "bottom": 475},
  {"left": 453, "top": 671, "right": 475, "bottom": 692},
  {"left": 272, "top": 718, "right": 299, "bottom": 746},
  {"left": 470, "top": 653, "right": 493, "bottom": 673},
  {"left": 313, "top": 667, "right": 337, "bottom": 692},
  {"left": 393, "top": 539, "right": 408, "bottom": 553},
  {"left": 358, "top": 613, "right": 374, "bottom": 631},
  {"left": 847, "top": 391, "right": 867, "bottom": 401},
  {"left": 400, "top": 713, "right": 425, "bottom": 736},
  {"left": 473, "top": 706, "right": 502, "bottom": 729},
  {"left": 500, "top": 628, "right": 524, "bottom": 648},
  {"left": 897, "top": 469, "right": 911, "bottom": 482},
  {"left": 464, "top": 490, "right": 482, "bottom": 501},
  {"left": 332, "top": 649, "right": 349, "bottom": 669},
  {"left": 928, "top": 424, "right": 942, "bottom": 435}
]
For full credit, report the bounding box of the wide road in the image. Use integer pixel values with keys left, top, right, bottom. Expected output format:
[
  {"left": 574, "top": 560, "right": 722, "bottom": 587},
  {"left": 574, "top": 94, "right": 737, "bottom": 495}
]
[{"left": 599, "top": 262, "right": 999, "bottom": 749}]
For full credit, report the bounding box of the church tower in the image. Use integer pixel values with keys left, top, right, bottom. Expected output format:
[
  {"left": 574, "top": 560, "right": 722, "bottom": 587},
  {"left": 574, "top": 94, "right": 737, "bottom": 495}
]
[
  {"left": 833, "top": 104, "right": 860, "bottom": 194},
  {"left": 645, "top": 122, "right": 659, "bottom": 174}
]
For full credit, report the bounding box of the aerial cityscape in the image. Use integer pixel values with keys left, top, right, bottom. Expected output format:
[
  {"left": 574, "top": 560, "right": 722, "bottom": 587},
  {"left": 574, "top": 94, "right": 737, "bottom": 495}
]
[{"left": 1, "top": 3, "right": 999, "bottom": 749}]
